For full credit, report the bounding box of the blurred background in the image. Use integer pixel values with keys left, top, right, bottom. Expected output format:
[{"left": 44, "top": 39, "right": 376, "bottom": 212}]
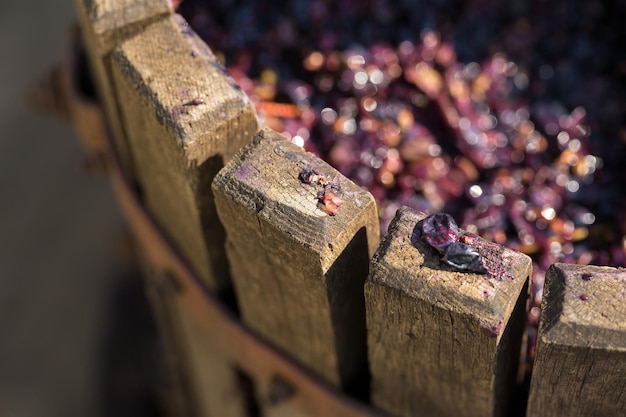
[{"left": 0, "top": 1, "right": 160, "bottom": 416}]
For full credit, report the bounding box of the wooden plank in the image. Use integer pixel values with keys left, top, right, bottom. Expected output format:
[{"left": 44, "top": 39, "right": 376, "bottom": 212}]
[
  {"left": 75, "top": 0, "right": 172, "bottom": 174},
  {"left": 109, "top": 139, "right": 387, "bottom": 417},
  {"left": 365, "top": 207, "right": 531, "bottom": 417},
  {"left": 212, "top": 127, "right": 380, "bottom": 393},
  {"left": 110, "top": 14, "right": 258, "bottom": 292},
  {"left": 107, "top": 14, "right": 258, "bottom": 417},
  {"left": 141, "top": 262, "right": 198, "bottom": 417},
  {"left": 142, "top": 257, "right": 251, "bottom": 417},
  {"left": 171, "top": 294, "right": 249, "bottom": 417},
  {"left": 527, "top": 263, "right": 626, "bottom": 417}
]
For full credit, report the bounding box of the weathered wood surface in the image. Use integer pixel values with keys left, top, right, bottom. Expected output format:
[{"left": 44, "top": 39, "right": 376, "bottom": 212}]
[
  {"left": 76, "top": 0, "right": 172, "bottom": 52},
  {"left": 212, "top": 127, "right": 380, "bottom": 393},
  {"left": 171, "top": 295, "right": 248, "bottom": 417},
  {"left": 365, "top": 207, "right": 531, "bottom": 417},
  {"left": 74, "top": 0, "right": 172, "bottom": 173},
  {"left": 110, "top": 14, "right": 258, "bottom": 292},
  {"left": 99, "top": 13, "right": 258, "bottom": 417},
  {"left": 527, "top": 263, "right": 626, "bottom": 417},
  {"left": 141, "top": 262, "right": 197, "bottom": 417},
  {"left": 141, "top": 250, "right": 249, "bottom": 417}
]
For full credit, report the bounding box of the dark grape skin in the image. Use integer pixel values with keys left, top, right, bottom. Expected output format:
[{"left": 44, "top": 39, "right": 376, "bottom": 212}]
[
  {"left": 442, "top": 242, "right": 488, "bottom": 274},
  {"left": 419, "top": 213, "right": 460, "bottom": 253},
  {"left": 418, "top": 213, "right": 513, "bottom": 278},
  {"left": 418, "top": 213, "right": 489, "bottom": 275}
]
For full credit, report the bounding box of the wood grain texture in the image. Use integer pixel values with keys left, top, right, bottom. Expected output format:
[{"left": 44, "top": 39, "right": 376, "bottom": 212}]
[
  {"left": 365, "top": 207, "right": 531, "bottom": 417},
  {"left": 171, "top": 295, "right": 248, "bottom": 417},
  {"left": 212, "top": 127, "right": 380, "bottom": 391},
  {"left": 527, "top": 263, "right": 626, "bottom": 417},
  {"left": 141, "top": 262, "right": 198, "bottom": 417},
  {"left": 75, "top": 0, "right": 172, "bottom": 174},
  {"left": 141, "top": 261, "right": 248, "bottom": 417},
  {"left": 110, "top": 14, "right": 258, "bottom": 292},
  {"left": 77, "top": 0, "right": 172, "bottom": 52}
]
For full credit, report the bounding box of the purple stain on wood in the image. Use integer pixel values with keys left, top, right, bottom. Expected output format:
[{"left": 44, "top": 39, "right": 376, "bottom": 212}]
[
  {"left": 475, "top": 243, "right": 515, "bottom": 280},
  {"left": 482, "top": 287, "right": 494, "bottom": 301},
  {"left": 299, "top": 168, "right": 323, "bottom": 184},
  {"left": 482, "top": 320, "right": 503, "bottom": 338},
  {"left": 233, "top": 163, "right": 258, "bottom": 181},
  {"left": 179, "top": 20, "right": 194, "bottom": 37},
  {"left": 171, "top": 105, "right": 189, "bottom": 119},
  {"left": 328, "top": 181, "right": 343, "bottom": 195}
]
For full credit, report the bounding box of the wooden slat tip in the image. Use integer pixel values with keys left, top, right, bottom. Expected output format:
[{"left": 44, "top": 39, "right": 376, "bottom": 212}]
[
  {"left": 212, "top": 127, "right": 377, "bottom": 388},
  {"left": 366, "top": 206, "right": 529, "bottom": 417},
  {"left": 529, "top": 263, "right": 626, "bottom": 416},
  {"left": 540, "top": 263, "right": 626, "bottom": 348},
  {"left": 369, "top": 206, "right": 530, "bottom": 325},
  {"left": 213, "top": 128, "right": 379, "bottom": 269},
  {"left": 80, "top": 0, "right": 172, "bottom": 52},
  {"left": 111, "top": 14, "right": 258, "bottom": 164}
]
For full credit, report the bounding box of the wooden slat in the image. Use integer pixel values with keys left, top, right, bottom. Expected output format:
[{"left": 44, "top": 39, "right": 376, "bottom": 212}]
[
  {"left": 527, "top": 263, "right": 626, "bottom": 417},
  {"left": 365, "top": 207, "right": 531, "bottom": 417},
  {"left": 109, "top": 14, "right": 258, "bottom": 291},
  {"left": 76, "top": 0, "right": 172, "bottom": 52},
  {"left": 106, "top": 14, "right": 258, "bottom": 417},
  {"left": 144, "top": 260, "right": 249, "bottom": 417},
  {"left": 171, "top": 295, "right": 249, "bottom": 417},
  {"left": 75, "top": 0, "right": 172, "bottom": 174},
  {"left": 212, "top": 127, "right": 380, "bottom": 396},
  {"left": 141, "top": 262, "right": 198, "bottom": 417},
  {"left": 107, "top": 133, "right": 387, "bottom": 417}
]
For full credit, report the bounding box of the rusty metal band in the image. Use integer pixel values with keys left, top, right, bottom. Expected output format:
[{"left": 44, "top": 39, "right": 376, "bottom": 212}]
[{"left": 105, "top": 139, "right": 385, "bottom": 417}]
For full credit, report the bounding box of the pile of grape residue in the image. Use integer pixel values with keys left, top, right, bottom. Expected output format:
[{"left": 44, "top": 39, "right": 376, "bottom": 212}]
[{"left": 176, "top": 0, "right": 626, "bottom": 370}]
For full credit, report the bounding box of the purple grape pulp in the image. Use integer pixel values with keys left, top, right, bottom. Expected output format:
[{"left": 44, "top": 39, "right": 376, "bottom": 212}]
[{"left": 419, "top": 212, "right": 460, "bottom": 252}]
